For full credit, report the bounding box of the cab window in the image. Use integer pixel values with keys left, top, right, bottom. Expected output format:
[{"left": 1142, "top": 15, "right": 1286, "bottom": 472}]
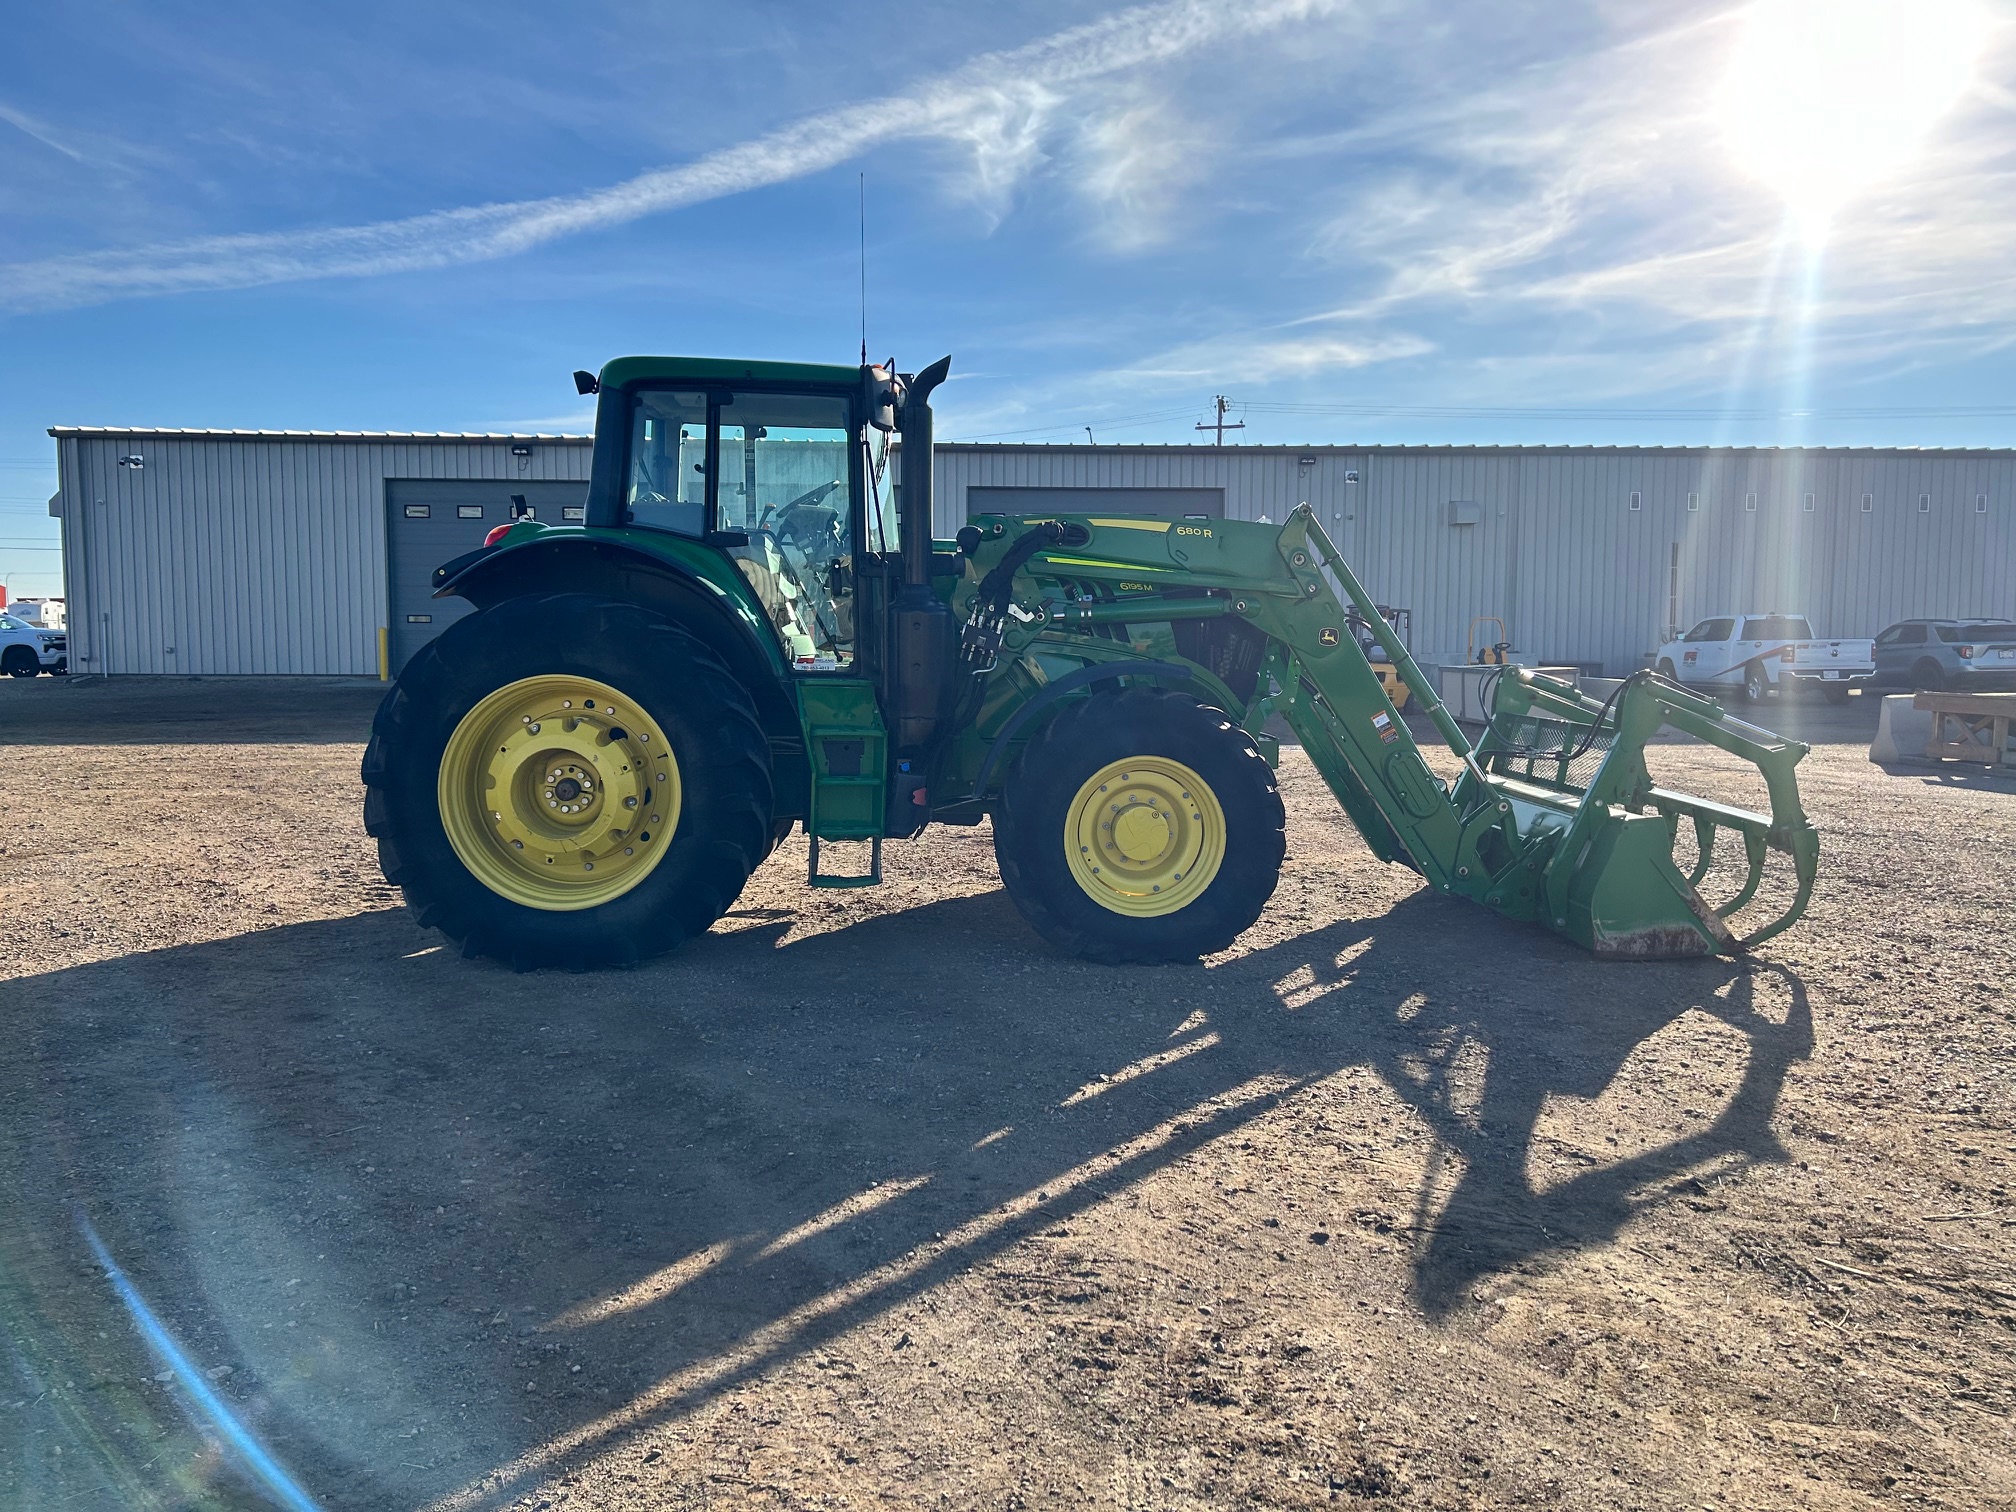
[
  {"left": 1683, "top": 618, "right": 1733, "bottom": 642},
  {"left": 1741, "top": 616, "right": 1811, "bottom": 640},
  {"left": 625, "top": 390, "right": 708, "bottom": 535},
  {"left": 717, "top": 392, "right": 857, "bottom": 672}
]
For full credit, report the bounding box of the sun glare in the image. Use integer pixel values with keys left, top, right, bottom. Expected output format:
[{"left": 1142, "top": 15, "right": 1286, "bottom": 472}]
[{"left": 1716, "top": 0, "right": 1991, "bottom": 232}]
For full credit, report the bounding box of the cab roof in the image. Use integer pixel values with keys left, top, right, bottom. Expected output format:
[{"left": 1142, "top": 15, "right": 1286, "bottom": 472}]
[{"left": 597, "top": 356, "right": 862, "bottom": 390}]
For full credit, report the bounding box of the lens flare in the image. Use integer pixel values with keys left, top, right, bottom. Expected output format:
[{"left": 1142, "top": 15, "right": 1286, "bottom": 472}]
[{"left": 1715, "top": 0, "right": 1991, "bottom": 234}]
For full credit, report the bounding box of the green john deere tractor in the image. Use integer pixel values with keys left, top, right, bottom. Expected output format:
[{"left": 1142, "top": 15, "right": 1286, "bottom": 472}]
[{"left": 362, "top": 354, "right": 1819, "bottom": 969}]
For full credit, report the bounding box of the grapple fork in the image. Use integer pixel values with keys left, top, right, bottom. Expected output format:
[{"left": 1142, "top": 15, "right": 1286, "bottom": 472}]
[{"left": 1473, "top": 668, "right": 1819, "bottom": 956}]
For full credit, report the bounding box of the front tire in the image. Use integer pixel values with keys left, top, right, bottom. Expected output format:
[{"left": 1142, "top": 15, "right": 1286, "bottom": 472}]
[
  {"left": 2, "top": 648, "right": 38, "bottom": 678},
  {"left": 1656, "top": 659, "right": 1678, "bottom": 683},
  {"left": 995, "top": 688, "right": 1285, "bottom": 964},
  {"left": 362, "top": 593, "right": 773, "bottom": 969}
]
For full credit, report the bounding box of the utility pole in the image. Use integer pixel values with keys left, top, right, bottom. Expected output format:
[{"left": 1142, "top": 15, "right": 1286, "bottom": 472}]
[{"left": 1195, "top": 395, "right": 1245, "bottom": 446}]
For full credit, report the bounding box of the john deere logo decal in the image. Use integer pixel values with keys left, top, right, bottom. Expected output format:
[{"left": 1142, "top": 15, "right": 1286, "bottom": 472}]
[{"left": 1318, "top": 626, "right": 1341, "bottom": 647}]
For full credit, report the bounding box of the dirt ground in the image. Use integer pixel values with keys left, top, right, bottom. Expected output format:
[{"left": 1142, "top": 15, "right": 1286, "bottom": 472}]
[{"left": 2, "top": 675, "right": 2012, "bottom": 1512}]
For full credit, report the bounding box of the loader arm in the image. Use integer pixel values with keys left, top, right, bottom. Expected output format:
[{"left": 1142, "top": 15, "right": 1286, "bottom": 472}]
[{"left": 952, "top": 504, "right": 1818, "bottom": 959}]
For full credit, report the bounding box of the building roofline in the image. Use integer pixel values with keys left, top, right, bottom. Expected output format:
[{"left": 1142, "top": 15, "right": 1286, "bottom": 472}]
[
  {"left": 936, "top": 441, "right": 2016, "bottom": 458},
  {"left": 47, "top": 427, "right": 594, "bottom": 442}
]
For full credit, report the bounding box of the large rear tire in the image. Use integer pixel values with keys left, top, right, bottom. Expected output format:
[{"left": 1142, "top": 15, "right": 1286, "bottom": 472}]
[
  {"left": 362, "top": 593, "right": 773, "bottom": 969},
  {"left": 1743, "top": 663, "right": 1770, "bottom": 704},
  {"left": 994, "top": 688, "right": 1285, "bottom": 964}
]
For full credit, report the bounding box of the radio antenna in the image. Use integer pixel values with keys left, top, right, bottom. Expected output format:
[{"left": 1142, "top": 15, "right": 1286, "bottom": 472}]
[{"left": 858, "top": 172, "right": 868, "bottom": 366}]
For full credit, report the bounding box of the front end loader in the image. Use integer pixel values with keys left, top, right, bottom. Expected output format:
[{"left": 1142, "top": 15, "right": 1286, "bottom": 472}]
[{"left": 362, "top": 354, "right": 1818, "bottom": 969}]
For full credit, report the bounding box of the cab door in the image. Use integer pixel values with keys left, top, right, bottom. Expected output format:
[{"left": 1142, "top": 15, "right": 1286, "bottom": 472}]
[
  {"left": 1678, "top": 617, "right": 1735, "bottom": 683},
  {"left": 1871, "top": 623, "right": 1921, "bottom": 687}
]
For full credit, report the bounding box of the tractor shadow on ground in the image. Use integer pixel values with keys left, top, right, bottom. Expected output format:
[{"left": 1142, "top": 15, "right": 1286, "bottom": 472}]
[{"left": 2, "top": 886, "right": 1808, "bottom": 1507}]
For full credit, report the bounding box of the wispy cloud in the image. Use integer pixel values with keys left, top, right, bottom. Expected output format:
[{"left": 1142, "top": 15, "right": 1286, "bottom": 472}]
[
  {"left": 1122, "top": 331, "right": 1434, "bottom": 382},
  {"left": 0, "top": 0, "right": 1343, "bottom": 313},
  {"left": 1268, "top": 1, "right": 2016, "bottom": 399}
]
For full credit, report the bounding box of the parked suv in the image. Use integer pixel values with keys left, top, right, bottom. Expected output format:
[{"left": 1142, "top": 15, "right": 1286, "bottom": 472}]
[
  {"left": 1872, "top": 618, "right": 2016, "bottom": 691},
  {"left": 0, "top": 613, "right": 66, "bottom": 677}
]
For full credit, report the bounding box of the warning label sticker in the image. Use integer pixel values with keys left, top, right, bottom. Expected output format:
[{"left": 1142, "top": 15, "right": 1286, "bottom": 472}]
[{"left": 1371, "top": 710, "right": 1399, "bottom": 745}]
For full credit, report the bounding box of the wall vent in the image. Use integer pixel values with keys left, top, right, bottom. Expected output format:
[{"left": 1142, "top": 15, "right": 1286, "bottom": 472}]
[
  {"left": 1862, "top": 493, "right": 1873, "bottom": 512},
  {"left": 1978, "top": 494, "right": 1989, "bottom": 515},
  {"left": 1919, "top": 493, "right": 1931, "bottom": 514},
  {"left": 1629, "top": 490, "right": 1642, "bottom": 512},
  {"left": 1745, "top": 492, "right": 1757, "bottom": 513},
  {"left": 1687, "top": 491, "right": 1699, "bottom": 512}
]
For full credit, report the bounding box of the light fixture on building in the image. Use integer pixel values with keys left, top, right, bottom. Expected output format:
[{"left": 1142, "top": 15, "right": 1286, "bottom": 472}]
[
  {"left": 1344, "top": 469, "right": 1361, "bottom": 482},
  {"left": 510, "top": 443, "right": 534, "bottom": 459},
  {"left": 118, "top": 454, "right": 144, "bottom": 469},
  {"left": 1298, "top": 456, "right": 1318, "bottom": 467}
]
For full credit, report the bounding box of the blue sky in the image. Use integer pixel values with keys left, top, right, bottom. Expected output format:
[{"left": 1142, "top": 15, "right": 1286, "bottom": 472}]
[{"left": 2, "top": 0, "right": 2011, "bottom": 598}]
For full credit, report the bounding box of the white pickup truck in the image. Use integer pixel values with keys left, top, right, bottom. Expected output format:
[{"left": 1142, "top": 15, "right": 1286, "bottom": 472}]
[{"left": 1654, "top": 614, "right": 1875, "bottom": 705}]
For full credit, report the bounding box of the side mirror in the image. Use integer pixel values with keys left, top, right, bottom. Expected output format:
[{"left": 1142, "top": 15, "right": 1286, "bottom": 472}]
[
  {"left": 572, "top": 370, "right": 599, "bottom": 396},
  {"left": 863, "top": 364, "right": 902, "bottom": 433},
  {"left": 509, "top": 494, "right": 535, "bottom": 520}
]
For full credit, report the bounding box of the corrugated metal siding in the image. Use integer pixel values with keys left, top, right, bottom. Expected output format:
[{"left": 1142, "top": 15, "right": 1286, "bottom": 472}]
[
  {"left": 937, "top": 444, "right": 2016, "bottom": 673},
  {"left": 56, "top": 434, "right": 592, "bottom": 676}
]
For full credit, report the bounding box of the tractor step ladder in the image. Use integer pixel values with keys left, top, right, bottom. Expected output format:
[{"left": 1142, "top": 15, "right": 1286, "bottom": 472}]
[{"left": 800, "top": 701, "right": 886, "bottom": 888}]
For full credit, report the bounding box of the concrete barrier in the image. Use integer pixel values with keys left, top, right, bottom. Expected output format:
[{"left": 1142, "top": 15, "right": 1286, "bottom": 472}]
[{"left": 1869, "top": 694, "right": 1935, "bottom": 765}]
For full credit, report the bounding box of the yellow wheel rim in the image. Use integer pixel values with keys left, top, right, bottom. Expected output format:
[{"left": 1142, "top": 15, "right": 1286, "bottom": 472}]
[
  {"left": 1064, "top": 756, "right": 1225, "bottom": 918},
  {"left": 437, "top": 675, "right": 680, "bottom": 911}
]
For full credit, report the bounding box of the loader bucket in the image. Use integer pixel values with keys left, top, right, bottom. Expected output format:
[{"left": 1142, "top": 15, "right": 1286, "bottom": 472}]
[{"left": 1465, "top": 669, "right": 1819, "bottom": 958}]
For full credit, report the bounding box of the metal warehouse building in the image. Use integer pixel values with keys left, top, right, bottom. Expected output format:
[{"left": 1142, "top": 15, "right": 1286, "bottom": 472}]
[
  {"left": 50, "top": 427, "right": 2016, "bottom": 677},
  {"left": 50, "top": 428, "right": 592, "bottom": 677}
]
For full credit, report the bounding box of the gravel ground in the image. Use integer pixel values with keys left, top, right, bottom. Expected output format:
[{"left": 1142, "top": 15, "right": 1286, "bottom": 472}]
[{"left": 1, "top": 676, "right": 2012, "bottom": 1512}]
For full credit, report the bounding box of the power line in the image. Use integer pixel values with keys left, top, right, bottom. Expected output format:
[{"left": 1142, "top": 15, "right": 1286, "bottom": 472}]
[
  {"left": 1240, "top": 400, "right": 2016, "bottom": 421},
  {"left": 946, "top": 406, "right": 1201, "bottom": 442}
]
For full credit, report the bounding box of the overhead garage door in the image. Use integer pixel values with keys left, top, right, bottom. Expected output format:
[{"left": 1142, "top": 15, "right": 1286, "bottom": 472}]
[
  {"left": 965, "top": 486, "right": 1224, "bottom": 518},
  {"left": 387, "top": 480, "right": 586, "bottom": 672}
]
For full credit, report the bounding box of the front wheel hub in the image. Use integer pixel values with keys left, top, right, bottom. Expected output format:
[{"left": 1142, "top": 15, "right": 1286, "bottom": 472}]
[
  {"left": 437, "top": 675, "right": 680, "bottom": 910},
  {"left": 1064, "top": 756, "right": 1225, "bottom": 917}
]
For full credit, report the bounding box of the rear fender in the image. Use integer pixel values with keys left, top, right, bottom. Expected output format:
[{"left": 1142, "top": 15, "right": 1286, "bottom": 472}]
[{"left": 434, "top": 535, "right": 811, "bottom": 812}]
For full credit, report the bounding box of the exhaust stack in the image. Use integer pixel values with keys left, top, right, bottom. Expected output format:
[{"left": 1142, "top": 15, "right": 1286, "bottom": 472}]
[{"left": 898, "top": 356, "right": 951, "bottom": 589}]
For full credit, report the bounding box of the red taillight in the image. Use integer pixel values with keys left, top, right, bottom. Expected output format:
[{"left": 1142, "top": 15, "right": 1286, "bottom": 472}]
[
  {"left": 1958, "top": 644, "right": 1976, "bottom": 659},
  {"left": 1780, "top": 647, "right": 1795, "bottom": 662},
  {"left": 483, "top": 524, "right": 513, "bottom": 547}
]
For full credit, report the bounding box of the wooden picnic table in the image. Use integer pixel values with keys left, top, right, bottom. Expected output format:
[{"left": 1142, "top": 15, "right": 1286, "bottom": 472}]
[{"left": 1914, "top": 691, "right": 2016, "bottom": 767}]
